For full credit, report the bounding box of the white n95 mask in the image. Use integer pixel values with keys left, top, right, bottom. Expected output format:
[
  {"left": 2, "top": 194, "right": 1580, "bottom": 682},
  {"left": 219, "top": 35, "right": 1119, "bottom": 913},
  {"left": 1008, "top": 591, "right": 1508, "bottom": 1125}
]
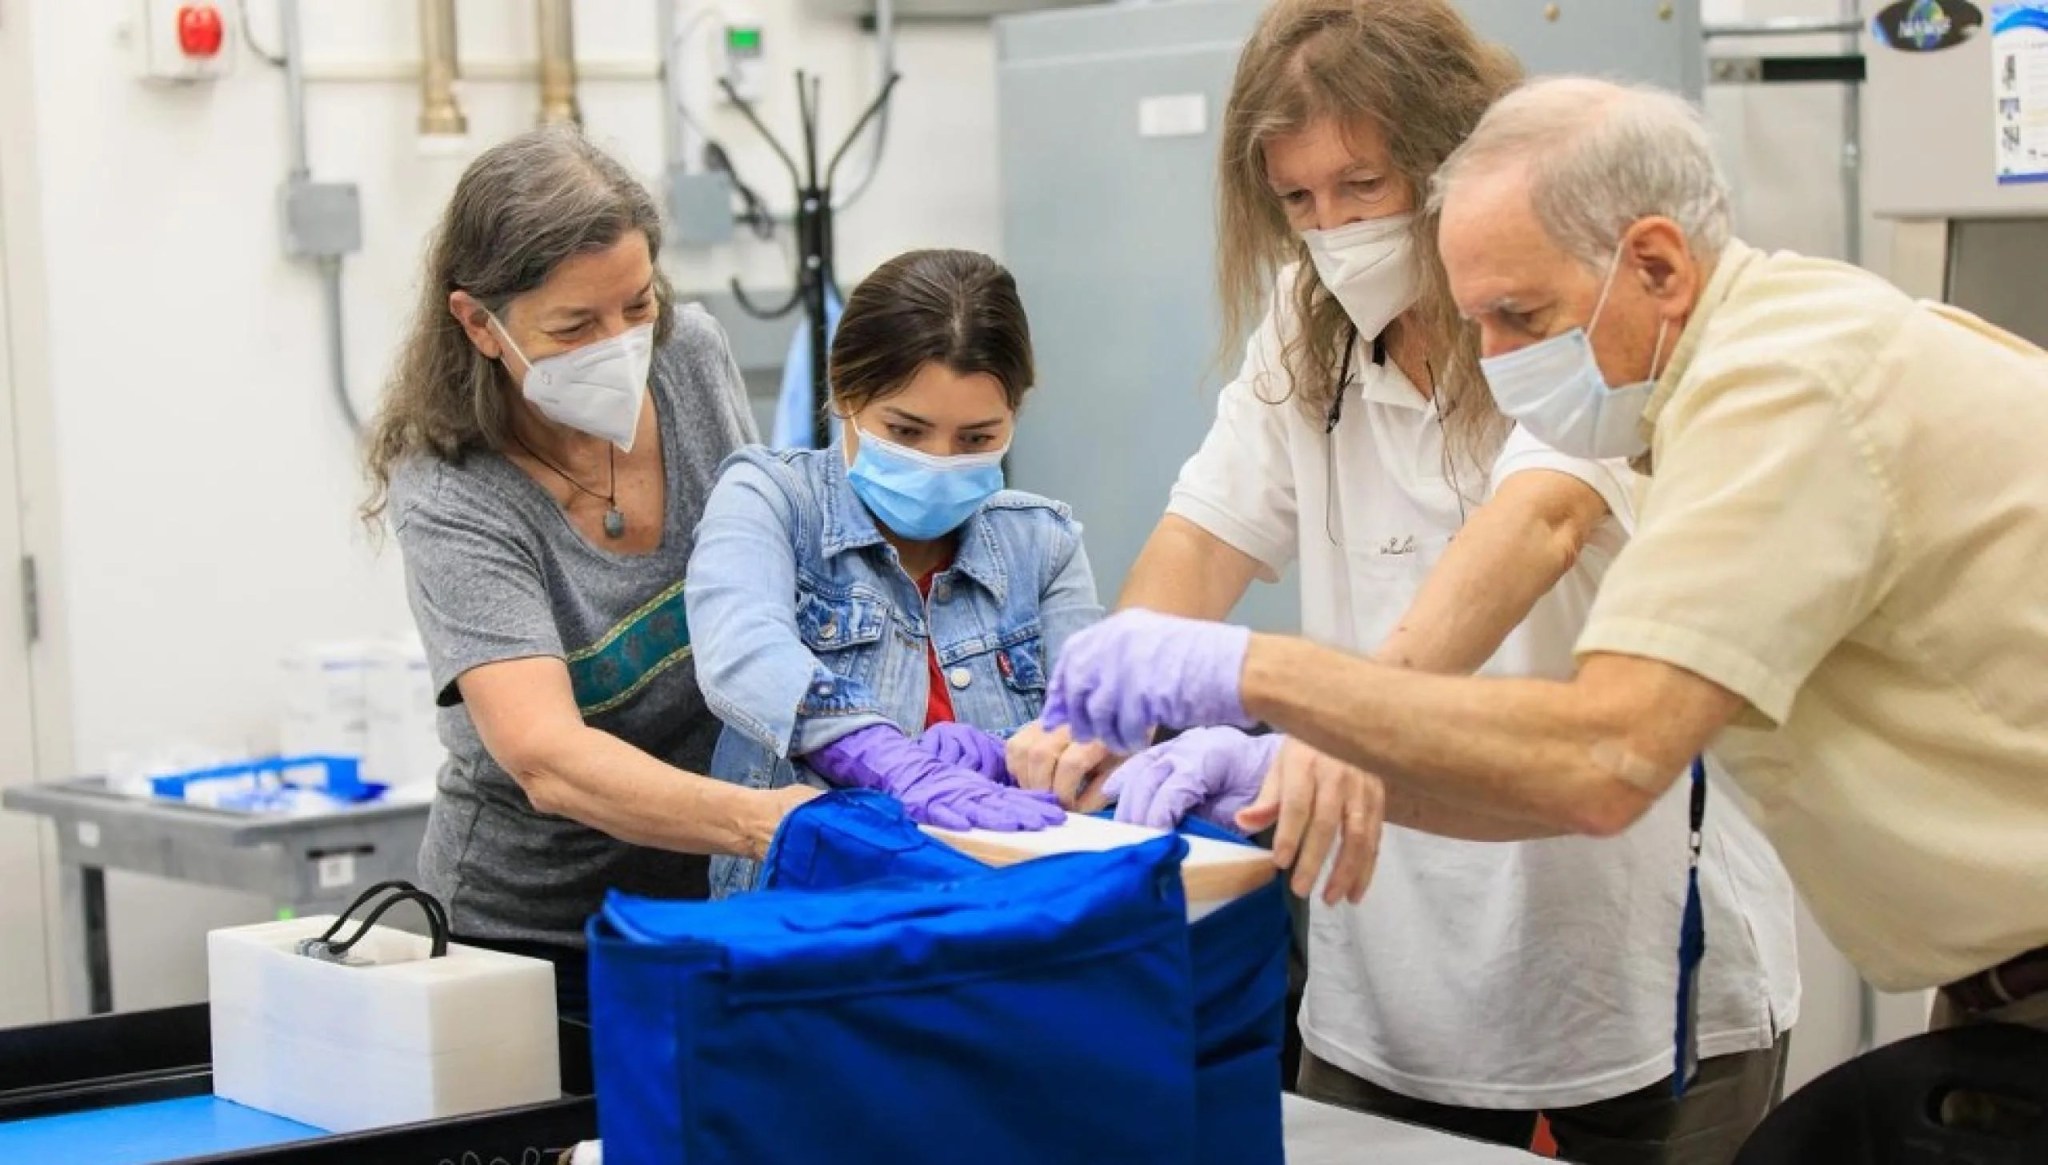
[
  {"left": 1300, "top": 213, "right": 1418, "bottom": 342},
  {"left": 489, "top": 315, "right": 655, "bottom": 452},
  {"left": 1478, "top": 245, "right": 1670, "bottom": 460}
]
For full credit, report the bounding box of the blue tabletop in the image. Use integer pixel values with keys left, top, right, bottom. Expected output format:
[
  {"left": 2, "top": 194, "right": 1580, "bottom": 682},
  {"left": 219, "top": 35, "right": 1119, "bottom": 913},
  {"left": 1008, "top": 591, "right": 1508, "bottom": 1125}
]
[{"left": 0, "top": 1096, "right": 325, "bottom": 1162}]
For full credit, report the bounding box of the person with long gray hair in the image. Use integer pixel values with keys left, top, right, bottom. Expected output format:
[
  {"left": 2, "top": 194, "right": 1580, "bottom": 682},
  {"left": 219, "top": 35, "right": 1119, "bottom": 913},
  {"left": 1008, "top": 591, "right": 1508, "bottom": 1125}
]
[
  {"left": 1008, "top": 5, "right": 1800, "bottom": 1160},
  {"left": 362, "top": 124, "right": 815, "bottom": 1014},
  {"left": 1041, "top": 74, "right": 2048, "bottom": 1089}
]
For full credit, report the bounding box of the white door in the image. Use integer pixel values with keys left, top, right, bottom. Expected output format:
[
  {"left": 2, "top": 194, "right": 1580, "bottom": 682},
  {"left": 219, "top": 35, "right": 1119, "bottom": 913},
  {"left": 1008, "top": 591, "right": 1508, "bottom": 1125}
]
[{"left": 0, "top": 133, "right": 54, "bottom": 1028}]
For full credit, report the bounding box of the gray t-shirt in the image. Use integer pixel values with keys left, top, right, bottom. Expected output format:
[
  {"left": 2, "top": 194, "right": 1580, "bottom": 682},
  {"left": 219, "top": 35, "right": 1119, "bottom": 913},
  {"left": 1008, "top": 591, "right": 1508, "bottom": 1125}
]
[{"left": 390, "top": 304, "right": 756, "bottom": 948}]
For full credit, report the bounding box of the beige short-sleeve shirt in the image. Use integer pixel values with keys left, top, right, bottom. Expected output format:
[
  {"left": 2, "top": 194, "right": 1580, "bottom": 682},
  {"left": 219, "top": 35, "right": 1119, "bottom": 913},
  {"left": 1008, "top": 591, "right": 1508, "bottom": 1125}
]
[{"left": 1577, "top": 239, "right": 2048, "bottom": 990}]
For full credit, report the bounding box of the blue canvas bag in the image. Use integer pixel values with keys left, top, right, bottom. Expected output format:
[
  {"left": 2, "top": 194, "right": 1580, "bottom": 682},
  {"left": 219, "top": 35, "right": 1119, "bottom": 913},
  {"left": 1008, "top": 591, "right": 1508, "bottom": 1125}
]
[
  {"left": 758, "top": 790, "right": 1289, "bottom": 1165},
  {"left": 589, "top": 793, "right": 1199, "bottom": 1165}
]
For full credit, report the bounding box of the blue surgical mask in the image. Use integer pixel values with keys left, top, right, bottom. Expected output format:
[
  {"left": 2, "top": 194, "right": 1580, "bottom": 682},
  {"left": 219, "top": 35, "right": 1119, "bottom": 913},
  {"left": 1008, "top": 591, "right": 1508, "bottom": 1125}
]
[
  {"left": 846, "top": 429, "right": 1009, "bottom": 540},
  {"left": 1478, "top": 244, "right": 1671, "bottom": 460}
]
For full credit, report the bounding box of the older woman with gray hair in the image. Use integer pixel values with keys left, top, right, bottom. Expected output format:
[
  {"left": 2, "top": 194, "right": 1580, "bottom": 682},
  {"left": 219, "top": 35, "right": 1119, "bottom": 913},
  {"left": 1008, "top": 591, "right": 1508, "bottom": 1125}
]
[{"left": 362, "top": 125, "right": 814, "bottom": 1013}]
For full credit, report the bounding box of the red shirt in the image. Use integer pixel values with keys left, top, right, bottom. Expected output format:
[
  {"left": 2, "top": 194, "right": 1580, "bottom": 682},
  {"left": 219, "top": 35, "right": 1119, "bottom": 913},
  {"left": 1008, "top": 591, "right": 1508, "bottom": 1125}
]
[{"left": 915, "top": 566, "right": 956, "bottom": 729}]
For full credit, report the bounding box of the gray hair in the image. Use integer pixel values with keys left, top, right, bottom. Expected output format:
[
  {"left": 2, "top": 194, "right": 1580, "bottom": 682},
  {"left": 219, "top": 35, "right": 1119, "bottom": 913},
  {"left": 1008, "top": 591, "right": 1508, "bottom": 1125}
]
[
  {"left": 1428, "top": 76, "right": 1732, "bottom": 269},
  {"left": 362, "top": 124, "right": 673, "bottom": 523}
]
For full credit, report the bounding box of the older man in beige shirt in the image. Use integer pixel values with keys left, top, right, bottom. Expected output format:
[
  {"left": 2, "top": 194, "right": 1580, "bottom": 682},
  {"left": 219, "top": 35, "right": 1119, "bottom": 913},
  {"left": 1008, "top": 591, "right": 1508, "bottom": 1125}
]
[{"left": 1037, "top": 77, "right": 2048, "bottom": 1039}]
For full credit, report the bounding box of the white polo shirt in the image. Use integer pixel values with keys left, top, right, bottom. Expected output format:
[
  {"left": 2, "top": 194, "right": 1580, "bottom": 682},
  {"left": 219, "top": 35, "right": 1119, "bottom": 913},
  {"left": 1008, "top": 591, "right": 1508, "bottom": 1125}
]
[{"left": 1167, "top": 276, "right": 1800, "bottom": 1108}]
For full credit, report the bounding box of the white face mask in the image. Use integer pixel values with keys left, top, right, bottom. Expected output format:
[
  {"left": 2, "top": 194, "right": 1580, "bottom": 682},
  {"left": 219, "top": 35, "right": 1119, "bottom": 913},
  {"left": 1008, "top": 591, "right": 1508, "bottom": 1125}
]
[
  {"left": 1300, "top": 213, "right": 1418, "bottom": 341},
  {"left": 489, "top": 315, "right": 655, "bottom": 452},
  {"left": 1477, "top": 244, "right": 1670, "bottom": 460}
]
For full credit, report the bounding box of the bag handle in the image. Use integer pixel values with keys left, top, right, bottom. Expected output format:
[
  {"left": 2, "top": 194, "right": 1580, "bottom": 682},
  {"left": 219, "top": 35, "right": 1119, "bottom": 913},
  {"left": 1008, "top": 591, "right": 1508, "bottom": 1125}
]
[{"left": 312, "top": 879, "right": 450, "bottom": 960}]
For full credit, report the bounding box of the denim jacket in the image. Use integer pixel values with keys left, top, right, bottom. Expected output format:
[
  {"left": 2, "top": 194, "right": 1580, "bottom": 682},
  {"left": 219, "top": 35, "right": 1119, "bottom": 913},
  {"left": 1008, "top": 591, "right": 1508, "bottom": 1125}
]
[{"left": 685, "top": 445, "right": 1103, "bottom": 894}]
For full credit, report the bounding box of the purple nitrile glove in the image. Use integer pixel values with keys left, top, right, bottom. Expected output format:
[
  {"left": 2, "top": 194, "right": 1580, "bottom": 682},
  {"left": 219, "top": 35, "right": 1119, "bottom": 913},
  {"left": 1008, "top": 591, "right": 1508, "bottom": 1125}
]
[
  {"left": 806, "top": 724, "right": 1063, "bottom": 832},
  {"left": 1105, "top": 728, "right": 1281, "bottom": 831},
  {"left": 1040, "top": 609, "right": 1256, "bottom": 754},
  {"left": 916, "top": 722, "right": 1011, "bottom": 784}
]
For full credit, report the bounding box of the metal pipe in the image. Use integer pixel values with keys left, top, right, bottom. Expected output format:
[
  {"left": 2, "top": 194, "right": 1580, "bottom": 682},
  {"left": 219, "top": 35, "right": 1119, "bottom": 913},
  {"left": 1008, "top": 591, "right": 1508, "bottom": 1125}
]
[
  {"left": 280, "top": 0, "right": 310, "bottom": 178},
  {"left": 418, "top": 0, "right": 466, "bottom": 137},
  {"left": 1841, "top": 0, "right": 1877, "bottom": 1022},
  {"left": 318, "top": 258, "right": 364, "bottom": 433},
  {"left": 300, "top": 58, "right": 658, "bottom": 84},
  {"left": 657, "top": 0, "right": 688, "bottom": 168},
  {"left": 278, "top": 0, "right": 362, "bottom": 435},
  {"left": 1854, "top": 981, "right": 1878, "bottom": 1055},
  {"left": 1703, "top": 17, "right": 1862, "bottom": 38},
  {"left": 536, "top": 0, "right": 580, "bottom": 126},
  {"left": 1841, "top": 0, "right": 1863, "bottom": 267}
]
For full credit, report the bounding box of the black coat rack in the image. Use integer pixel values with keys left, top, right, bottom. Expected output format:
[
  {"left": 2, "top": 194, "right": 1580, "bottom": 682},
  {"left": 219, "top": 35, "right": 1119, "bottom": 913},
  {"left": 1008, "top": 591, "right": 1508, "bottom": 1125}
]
[{"left": 721, "top": 70, "right": 902, "bottom": 449}]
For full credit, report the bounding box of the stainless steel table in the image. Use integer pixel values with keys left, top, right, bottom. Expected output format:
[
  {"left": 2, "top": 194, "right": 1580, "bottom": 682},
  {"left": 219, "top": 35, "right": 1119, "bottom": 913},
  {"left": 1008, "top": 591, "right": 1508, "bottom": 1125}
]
[
  {"left": 1, "top": 778, "right": 431, "bottom": 1015},
  {"left": 1284, "top": 1093, "right": 1541, "bottom": 1162}
]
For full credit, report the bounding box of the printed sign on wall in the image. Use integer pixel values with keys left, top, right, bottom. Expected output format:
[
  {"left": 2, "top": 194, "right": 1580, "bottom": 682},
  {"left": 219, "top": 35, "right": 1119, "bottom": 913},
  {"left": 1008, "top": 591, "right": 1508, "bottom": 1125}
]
[{"left": 1995, "top": 3, "right": 2048, "bottom": 183}]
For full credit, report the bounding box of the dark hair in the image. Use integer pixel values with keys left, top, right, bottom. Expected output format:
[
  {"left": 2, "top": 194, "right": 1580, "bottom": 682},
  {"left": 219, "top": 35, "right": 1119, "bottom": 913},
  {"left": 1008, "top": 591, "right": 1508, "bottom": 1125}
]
[
  {"left": 829, "top": 250, "right": 1034, "bottom": 415},
  {"left": 362, "top": 124, "right": 673, "bottom": 523}
]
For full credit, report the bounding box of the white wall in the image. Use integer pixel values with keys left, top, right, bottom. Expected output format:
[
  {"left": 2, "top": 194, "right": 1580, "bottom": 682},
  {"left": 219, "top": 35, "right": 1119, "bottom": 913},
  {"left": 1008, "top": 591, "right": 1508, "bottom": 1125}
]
[
  {"left": 17, "top": 0, "right": 999, "bottom": 1013},
  {"left": 0, "top": 7, "right": 55, "bottom": 1028},
  {"left": 1, "top": 0, "right": 76, "bottom": 1028}
]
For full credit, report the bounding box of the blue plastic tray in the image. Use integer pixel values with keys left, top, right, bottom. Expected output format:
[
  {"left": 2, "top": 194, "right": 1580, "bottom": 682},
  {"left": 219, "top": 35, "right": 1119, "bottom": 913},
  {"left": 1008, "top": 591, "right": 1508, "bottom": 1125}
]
[{"left": 0, "top": 1095, "right": 324, "bottom": 1162}]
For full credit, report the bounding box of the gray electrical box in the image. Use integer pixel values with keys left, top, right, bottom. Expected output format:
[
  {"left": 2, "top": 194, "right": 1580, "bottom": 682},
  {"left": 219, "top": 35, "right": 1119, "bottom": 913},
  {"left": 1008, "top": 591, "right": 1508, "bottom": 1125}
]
[
  {"left": 279, "top": 178, "right": 363, "bottom": 260},
  {"left": 997, "top": 0, "right": 1704, "bottom": 632},
  {"left": 998, "top": 0, "right": 1290, "bottom": 630},
  {"left": 669, "top": 167, "right": 738, "bottom": 248}
]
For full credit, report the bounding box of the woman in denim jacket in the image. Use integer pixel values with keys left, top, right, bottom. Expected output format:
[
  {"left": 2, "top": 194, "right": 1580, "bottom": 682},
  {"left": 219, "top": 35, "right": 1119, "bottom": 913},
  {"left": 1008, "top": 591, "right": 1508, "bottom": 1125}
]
[{"left": 687, "top": 250, "right": 1102, "bottom": 895}]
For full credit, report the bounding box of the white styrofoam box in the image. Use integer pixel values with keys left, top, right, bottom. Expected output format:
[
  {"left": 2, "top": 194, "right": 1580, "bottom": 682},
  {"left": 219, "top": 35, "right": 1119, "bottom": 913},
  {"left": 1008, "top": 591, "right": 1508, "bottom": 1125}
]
[
  {"left": 279, "top": 641, "right": 376, "bottom": 761},
  {"left": 209, "top": 916, "right": 559, "bottom": 1133},
  {"left": 362, "top": 636, "right": 444, "bottom": 791}
]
